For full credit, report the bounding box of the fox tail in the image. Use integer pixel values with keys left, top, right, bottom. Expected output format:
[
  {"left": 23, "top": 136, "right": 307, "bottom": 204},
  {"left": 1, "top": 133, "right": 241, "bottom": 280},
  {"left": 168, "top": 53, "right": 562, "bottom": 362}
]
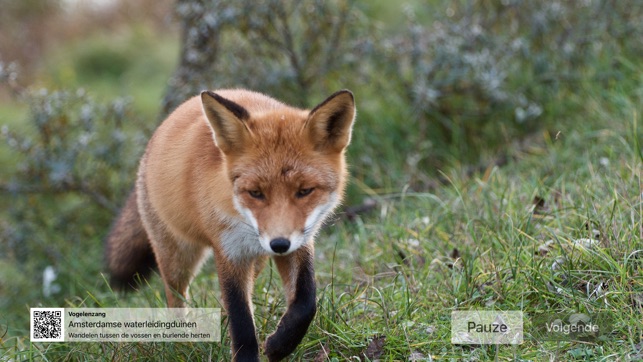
[{"left": 105, "top": 188, "right": 156, "bottom": 290}]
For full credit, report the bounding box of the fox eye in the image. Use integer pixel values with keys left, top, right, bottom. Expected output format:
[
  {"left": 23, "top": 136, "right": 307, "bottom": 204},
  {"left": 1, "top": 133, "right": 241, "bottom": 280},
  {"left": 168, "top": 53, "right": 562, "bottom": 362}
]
[
  {"left": 296, "top": 188, "right": 314, "bottom": 198},
  {"left": 248, "top": 190, "right": 265, "bottom": 199}
]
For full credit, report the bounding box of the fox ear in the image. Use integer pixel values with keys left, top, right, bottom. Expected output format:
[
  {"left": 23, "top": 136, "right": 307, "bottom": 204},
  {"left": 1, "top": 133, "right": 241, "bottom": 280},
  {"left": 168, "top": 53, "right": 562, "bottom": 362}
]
[
  {"left": 201, "top": 91, "right": 251, "bottom": 154},
  {"left": 306, "top": 90, "right": 356, "bottom": 153}
]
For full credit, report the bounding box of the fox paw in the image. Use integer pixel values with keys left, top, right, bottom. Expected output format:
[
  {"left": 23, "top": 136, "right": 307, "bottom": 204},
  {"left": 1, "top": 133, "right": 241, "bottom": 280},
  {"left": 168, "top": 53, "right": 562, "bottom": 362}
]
[{"left": 263, "top": 334, "right": 291, "bottom": 362}]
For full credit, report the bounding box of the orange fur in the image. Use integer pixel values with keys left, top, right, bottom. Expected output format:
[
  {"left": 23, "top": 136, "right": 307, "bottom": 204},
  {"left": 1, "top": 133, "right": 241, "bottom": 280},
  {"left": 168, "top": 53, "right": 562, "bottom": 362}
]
[{"left": 106, "top": 89, "right": 355, "bottom": 361}]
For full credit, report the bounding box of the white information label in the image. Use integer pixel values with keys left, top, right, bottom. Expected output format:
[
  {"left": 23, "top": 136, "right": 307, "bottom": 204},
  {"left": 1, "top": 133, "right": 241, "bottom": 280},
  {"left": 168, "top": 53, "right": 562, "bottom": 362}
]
[{"left": 31, "top": 308, "right": 221, "bottom": 342}]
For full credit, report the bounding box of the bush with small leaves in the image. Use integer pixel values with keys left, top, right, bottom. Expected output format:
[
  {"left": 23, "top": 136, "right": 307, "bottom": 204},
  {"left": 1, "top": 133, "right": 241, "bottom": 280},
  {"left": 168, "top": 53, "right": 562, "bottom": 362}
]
[
  {"left": 1, "top": 70, "right": 149, "bottom": 305},
  {"left": 382, "top": 1, "right": 641, "bottom": 180}
]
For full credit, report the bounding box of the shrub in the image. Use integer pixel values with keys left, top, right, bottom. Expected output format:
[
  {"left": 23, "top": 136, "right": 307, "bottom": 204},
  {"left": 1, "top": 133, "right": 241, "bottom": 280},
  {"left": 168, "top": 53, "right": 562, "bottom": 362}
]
[
  {"left": 161, "top": 0, "right": 373, "bottom": 114},
  {"left": 380, "top": 0, "right": 642, "bottom": 186},
  {"left": 0, "top": 68, "right": 149, "bottom": 313}
]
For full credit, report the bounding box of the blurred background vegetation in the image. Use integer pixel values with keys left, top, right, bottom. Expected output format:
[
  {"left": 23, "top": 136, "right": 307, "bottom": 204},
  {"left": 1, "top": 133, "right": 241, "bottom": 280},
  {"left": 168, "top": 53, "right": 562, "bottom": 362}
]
[{"left": 0, "top": 0, "right": 641, "bottom": 357}]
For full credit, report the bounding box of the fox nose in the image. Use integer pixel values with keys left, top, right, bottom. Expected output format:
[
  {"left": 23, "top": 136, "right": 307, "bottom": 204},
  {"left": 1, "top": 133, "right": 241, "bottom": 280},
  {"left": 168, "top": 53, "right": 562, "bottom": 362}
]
[{"left": 270, "top": 238, "right": 291, "bottom": 254}]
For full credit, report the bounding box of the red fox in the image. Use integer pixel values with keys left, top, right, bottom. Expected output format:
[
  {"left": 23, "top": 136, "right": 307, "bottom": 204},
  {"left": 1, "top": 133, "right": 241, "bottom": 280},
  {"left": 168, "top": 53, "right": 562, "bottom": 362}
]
[{"left": 105, "top": 89, "right": 356, "bottom": 361}]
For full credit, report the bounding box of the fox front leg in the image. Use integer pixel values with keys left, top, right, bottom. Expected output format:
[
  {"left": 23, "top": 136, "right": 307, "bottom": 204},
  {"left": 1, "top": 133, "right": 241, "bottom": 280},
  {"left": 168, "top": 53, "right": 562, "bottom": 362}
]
[
  {"left": 264, "top": 245, "right": 317, "bottom": 361},
  {"left": 215, "top": 253, "right": 262, "bottom": 362}
]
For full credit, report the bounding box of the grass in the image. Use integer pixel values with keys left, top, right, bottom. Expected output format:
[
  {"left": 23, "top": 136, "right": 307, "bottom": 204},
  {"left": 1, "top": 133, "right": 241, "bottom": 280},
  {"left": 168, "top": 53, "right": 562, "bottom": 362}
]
[
  {"left": 303, "top": 83, "right": 642, "bottom": 360},
  {"left": 1, "top": 77, "right": 641, "bottom": 361}
]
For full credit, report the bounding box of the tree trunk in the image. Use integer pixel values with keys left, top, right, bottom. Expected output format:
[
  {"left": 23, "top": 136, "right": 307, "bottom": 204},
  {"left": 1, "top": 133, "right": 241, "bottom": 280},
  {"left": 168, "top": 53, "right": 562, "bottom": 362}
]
[{"left": 159, "top": 0, "right": 222, "bottom": 119}]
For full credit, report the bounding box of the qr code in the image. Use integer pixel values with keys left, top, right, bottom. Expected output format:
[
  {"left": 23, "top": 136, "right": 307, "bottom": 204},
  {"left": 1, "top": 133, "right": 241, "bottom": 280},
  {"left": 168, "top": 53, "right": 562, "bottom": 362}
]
[{"left": 31, "top": 308, "right": 64, "bottom": 342}]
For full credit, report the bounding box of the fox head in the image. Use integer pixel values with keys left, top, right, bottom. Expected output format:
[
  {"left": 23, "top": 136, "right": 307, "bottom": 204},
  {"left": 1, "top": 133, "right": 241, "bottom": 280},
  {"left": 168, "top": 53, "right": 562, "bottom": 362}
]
[{"left": 201, "top": 90, "right": 356, "bottom": 256}]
